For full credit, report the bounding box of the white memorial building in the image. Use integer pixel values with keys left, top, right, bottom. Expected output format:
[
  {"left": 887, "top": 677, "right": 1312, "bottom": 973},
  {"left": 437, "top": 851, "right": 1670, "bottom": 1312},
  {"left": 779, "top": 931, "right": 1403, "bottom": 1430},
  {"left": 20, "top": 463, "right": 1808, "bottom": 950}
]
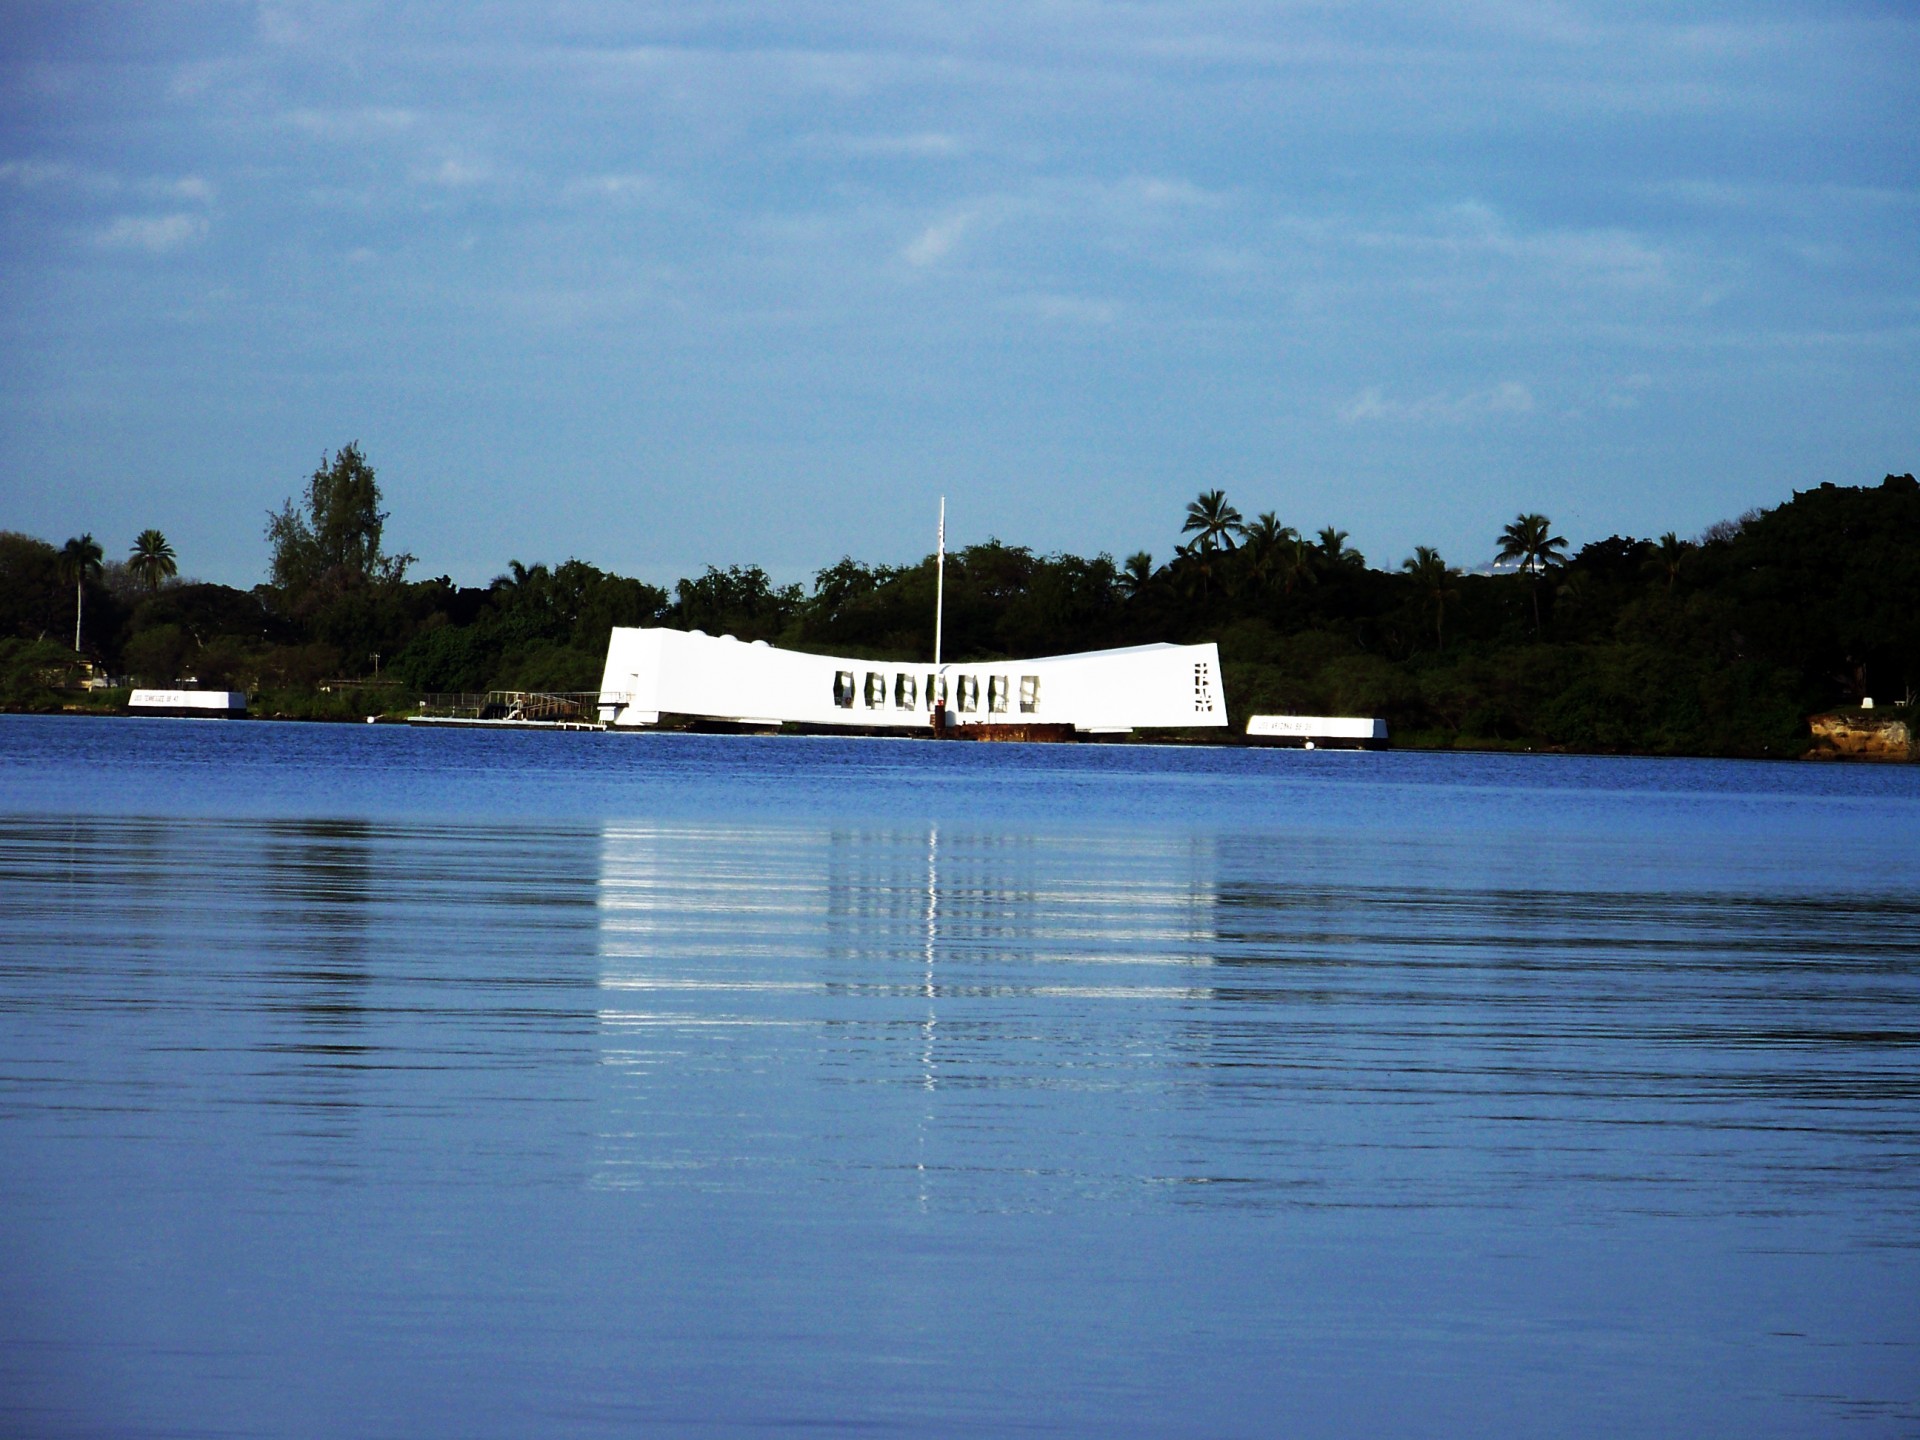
[
  {"left": 595, "top": 627, "right": 1227, "bottom": 735},
  {"left": 595, "top": 502, "right": 1227, "bottom": 737}
]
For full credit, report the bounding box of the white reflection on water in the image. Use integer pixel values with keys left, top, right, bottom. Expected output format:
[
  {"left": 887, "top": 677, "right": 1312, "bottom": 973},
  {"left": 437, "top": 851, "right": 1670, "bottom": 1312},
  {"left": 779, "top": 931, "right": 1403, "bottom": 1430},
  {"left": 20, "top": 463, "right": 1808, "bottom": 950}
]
[{"left": 593, "top": 823, "right": 1227, "bottom": 1202}]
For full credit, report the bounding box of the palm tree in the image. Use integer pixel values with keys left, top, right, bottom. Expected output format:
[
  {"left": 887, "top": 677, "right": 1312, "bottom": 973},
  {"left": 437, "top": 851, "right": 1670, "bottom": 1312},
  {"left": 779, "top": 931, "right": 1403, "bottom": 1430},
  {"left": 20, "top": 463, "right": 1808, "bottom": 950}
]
[
  {"left": 1554, "top": 568, "right": 1594, "bottom": 625},
  {"left": 1402, "top": 546, "right": 1460, "bottom": 651},
  {"left": 1495, "top": 512, "right": 1568, "bottom": 635},
  {"left": 1121, "top": 551, "right": 1155, "bottom": 599},
  {"left": 1182, "top": 489, "right": 1244, "bottom": 554},
  {"left": 128, "top": 529, "right": 178, "bottom": 592},
  {"left": 1172, "top": 538, "right": 1215, "bottom": 600},
  {"left": 57, "top": 534, "right": 104, "bottom": 652},
  {"left": 1651, "top": 531, "right": 1689, "bottom": 591},
  {"left": 1279, "top": 535, "right": 1318, "bottom": 595},
  {"left": 1238, "top": 512, "right": 1293, "bottom": 591},
  {"left": 1317, "top": 526, "right": 1365, "bottom": 571}
]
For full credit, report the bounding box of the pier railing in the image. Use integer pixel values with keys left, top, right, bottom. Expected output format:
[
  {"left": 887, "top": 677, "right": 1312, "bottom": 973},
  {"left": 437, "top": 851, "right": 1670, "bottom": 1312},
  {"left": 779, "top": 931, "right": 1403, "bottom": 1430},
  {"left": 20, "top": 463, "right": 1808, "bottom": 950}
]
[{"left": 415, "top": 690, "right": 604, "bottom": 723}]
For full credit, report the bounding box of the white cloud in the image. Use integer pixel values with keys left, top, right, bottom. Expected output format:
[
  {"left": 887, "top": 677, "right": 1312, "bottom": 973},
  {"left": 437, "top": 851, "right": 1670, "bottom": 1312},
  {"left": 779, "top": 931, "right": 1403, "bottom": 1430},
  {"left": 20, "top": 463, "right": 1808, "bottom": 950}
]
[
  {"left": 1604, "top": 373, "right": 1654, "bottom": 409},
  {"left": 1358, "top": 201, "right": 1672, "bottom": 293},
  {"left": 278, "top": 107, "right": 418, "bottom": 140},
  {"left": 1340, "top": 382, "right": 1534, "bottom": 424},
  {"left": 94, "top": 214, "right": 208, "bottom": 253},
  {"left": 1006, "top": 293, "right": 1118, "bottom": 326},
  {"left": 902, "top": 211, "right": 972, "bottom": 266},
  {"left": 1114, "top": 176, "right": 1219, "bottom": 209},
  {"left": 566, "top": 173, "right": 667, "bottom": 204},
  {"left": 0, "top": 159, "right": 71, "bottom": 188},
  {"left": 883, "top": 175, "right": 1226, "bottom": 278},
  {"left": 799, "top": 131, "right": 965, "bottom": 158},
  {"left": 0, "top": 162, "right": 212, "bottom": 204},
  {"left": 146, "top": 175, "right": 215, "bottom": 203},
  {"left": 418, "top": 157, "right": 491, "bottom": 188},
  {"left": 167, "top": 59, "right": 230, "bottom": 100}
]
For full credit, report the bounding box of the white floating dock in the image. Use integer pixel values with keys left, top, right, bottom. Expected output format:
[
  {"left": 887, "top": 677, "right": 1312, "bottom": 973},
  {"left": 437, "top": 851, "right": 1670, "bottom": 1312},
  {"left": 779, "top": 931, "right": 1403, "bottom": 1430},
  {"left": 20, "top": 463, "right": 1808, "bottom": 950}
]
[
  {"left": 1246, "top": 714, "right": 1387, "bottom": 748},
  {"left": 129, "top": 689, "right": 247, "bottom": 717}
]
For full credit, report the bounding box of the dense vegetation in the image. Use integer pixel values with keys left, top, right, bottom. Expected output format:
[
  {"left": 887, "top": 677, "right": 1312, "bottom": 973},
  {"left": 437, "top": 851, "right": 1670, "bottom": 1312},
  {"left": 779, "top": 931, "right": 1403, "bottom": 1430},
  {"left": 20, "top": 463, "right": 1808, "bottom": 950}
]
[{"left": 4, "top": 445, "right": 1917, "bottom": 756}]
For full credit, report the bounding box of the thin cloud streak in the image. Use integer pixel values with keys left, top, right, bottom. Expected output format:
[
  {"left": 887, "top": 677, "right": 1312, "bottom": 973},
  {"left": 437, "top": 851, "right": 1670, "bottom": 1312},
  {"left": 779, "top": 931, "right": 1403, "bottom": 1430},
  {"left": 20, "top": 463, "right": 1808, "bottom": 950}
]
[
  {"left": 1341, "top": 383, "right": 1536, "bottom": 425},
  {"left": 92, "top": 213, "right": 208, "bottom": 252}
]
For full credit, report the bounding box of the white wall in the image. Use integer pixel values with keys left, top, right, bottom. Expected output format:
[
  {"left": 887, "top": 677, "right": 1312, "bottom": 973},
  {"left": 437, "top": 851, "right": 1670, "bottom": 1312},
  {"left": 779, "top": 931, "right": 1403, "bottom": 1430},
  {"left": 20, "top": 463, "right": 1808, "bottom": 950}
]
[
  {"left": 596, "top": 629, "right": 1227, "bottom": 732},
  {"left": 129, "top": 690, "right": 247, "bottom": 712},
  {"left": 1246, "top": 715, "right": 1387, "bottom": 740}
]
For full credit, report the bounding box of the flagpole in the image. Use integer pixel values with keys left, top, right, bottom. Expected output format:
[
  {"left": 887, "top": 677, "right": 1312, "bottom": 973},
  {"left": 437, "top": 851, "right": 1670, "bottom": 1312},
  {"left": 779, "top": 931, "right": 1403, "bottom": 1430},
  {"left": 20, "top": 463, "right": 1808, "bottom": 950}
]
[
  {"left": 933, "top": 497, "right": 946, "bottom": 670},
  {"left": 932, "top": 498, "right": 947, "bottom": 734}
]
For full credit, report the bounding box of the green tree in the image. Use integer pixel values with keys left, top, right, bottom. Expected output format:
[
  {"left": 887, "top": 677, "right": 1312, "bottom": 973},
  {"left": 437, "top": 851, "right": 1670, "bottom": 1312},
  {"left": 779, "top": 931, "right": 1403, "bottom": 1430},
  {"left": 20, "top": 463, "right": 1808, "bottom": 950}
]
[
  {"left": 1402, "top": 545, "right": 1459, "bottom": 651},
  {"left": 1238, "top": 513, "right": 1293, "bottom": 592},
  {"left": 1708, "top": 474, "right": 1920, "bottom": 704},
  {"left": 1554, "top": 569, "right": 1595, "bottom": 627},
  {"left": 1495, "top": 512, "right": 1568, "bottom": 635},
  {"left": 1120, "top": 551, "right": 1155, "bottom": 599},
  {"left": 1317, "top": 526, "right": 1365, "bottom": 571},
  {"left": 1172, "top": 539, "right": 1215, "bottom": 601},
  {"left": 57, "top": 534, "right": 103, "bottom": 652},
  {"left": 0, "top": 532, "right": 65, "bottom": 641},
  {"left": 673, "top": 564, "right": 800, "bottom": 641},
  {"left": 1279, "top": 535, "right": 1318, "bottom": 595},
  {"left": 0, "top": 636, "right": 87, "bottom": 707},
  {"left": 265, "top": 443, "right": 413, "bottom": 608},
  {"left": 122, "top": 624, "right": 189, "bottom": 685},
  {"left": 128, "top": 529, "right": 178, "bottom": 592},
  {"left": 1650, "top": 531, "right": 1689, "bottom": 591},
  {"left": 1182, "top": 490, "right": 1243, "bottom": 553}
]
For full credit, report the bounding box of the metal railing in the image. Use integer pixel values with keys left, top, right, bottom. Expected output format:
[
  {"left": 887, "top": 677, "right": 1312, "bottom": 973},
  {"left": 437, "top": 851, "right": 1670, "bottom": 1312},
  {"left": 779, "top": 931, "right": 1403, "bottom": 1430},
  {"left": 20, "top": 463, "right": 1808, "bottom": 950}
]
[{"left": 415, "top": 690, "right": 604, "bottom": 723}]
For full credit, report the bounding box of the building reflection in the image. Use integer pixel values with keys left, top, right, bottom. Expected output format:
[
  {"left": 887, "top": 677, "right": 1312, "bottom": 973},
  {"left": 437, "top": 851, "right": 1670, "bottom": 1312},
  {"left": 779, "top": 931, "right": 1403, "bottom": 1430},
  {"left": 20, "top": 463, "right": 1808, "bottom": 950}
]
[
  {"left": 257, "top": 819, "right": 378, "bottom": 1130},
  {"left": 592, "top": 821, "right": 1223, "bottom": 1203},
  {"left": 250, "top": 818, "right": 604, "bottom": 1138}
]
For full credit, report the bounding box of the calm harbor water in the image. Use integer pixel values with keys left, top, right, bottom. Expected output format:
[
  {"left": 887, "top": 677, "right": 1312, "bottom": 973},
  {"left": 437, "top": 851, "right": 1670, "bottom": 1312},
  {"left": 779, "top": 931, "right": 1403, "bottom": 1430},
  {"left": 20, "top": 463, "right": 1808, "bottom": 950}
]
[{"left": 2, "top": 714, "right": 1918, "bottom": 1437}]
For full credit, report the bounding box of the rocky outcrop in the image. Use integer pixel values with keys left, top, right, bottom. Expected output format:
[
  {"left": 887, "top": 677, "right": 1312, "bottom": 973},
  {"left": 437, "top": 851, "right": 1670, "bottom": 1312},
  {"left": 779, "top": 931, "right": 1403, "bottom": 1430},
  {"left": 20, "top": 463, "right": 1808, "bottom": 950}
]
[{"left": 1806, "top": 710, "right": 1915, "bottom": 761}]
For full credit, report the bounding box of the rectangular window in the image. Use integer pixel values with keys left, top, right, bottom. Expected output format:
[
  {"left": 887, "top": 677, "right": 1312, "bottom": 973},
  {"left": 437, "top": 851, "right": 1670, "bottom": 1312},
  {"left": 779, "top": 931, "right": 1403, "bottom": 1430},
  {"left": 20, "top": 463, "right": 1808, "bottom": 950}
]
[
  {"left": 956, "top": 675, "right": 979, "bottom": 713},
  {"left": 895, "top": 674, "right": 916, "bottom": 709},
  {"left": 1019, "top": 676, "right": 1039, "bottom": 714},
  {"left": 833, "top": 671, "right": 854, "bottom": 708},
  {"left": 988, "top": 675, "right": 1009, "bottom": 713},
  {"left": 865, "top": 672, "right": 886, "bottom": 708},
  {"left": 928, "top": 675, "right": 945, "bottom": 709}
]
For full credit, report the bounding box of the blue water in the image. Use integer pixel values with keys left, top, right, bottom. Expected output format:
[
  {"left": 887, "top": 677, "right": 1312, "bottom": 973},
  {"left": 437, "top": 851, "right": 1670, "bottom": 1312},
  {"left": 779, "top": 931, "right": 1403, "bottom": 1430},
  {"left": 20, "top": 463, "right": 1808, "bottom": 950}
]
[{"left": 3, "top": 715, "right": 1918, "bottom": 1437}]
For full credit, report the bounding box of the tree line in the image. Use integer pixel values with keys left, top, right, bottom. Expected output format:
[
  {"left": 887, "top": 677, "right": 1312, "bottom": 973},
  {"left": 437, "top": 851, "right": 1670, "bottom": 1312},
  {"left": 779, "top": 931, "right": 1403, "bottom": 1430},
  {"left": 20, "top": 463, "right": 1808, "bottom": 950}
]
[{"left": 3, "top": 443, "right": 1917, "bottom": 754}]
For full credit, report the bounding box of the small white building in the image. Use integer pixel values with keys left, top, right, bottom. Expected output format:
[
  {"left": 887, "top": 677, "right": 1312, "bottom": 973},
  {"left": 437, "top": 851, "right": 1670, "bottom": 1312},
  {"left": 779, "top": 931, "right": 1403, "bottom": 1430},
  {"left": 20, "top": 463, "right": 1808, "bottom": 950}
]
[
  {"left": 129, "top": 689, "right": 248, "bottom": 717},
  {"left": 1246, "top": 714, "right": 1388, "bottom": 748},
  {"left": 596, "top": 627, "right": 1227, "bottom": 735}
]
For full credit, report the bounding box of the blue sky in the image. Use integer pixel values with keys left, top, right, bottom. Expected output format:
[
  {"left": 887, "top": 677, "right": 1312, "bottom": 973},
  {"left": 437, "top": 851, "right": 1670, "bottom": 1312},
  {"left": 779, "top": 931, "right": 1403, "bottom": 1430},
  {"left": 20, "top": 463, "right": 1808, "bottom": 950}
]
[{"left": 2, "top": 1, "right": 1915, "bottom": 588}]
